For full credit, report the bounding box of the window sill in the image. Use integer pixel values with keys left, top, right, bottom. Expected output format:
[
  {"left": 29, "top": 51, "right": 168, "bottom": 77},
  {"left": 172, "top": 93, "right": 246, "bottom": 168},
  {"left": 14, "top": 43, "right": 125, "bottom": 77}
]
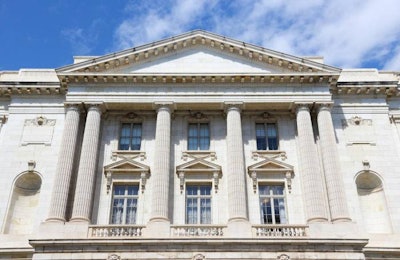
[
  {"left": 182, "top": 150, "right": 216, "bottom": 161},
  {"left": 252, "top": 150, "right": 286, "bottom": 160},
  {"left": 112, "top": 150, "right": 146, "bottom": 161}
]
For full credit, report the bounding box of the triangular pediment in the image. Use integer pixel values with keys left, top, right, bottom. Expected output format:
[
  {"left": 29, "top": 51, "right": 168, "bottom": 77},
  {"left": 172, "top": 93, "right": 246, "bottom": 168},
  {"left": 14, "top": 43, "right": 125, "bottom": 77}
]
[
  {"left": 57, "top": 30, "right": 340, "bottom": 76},
  {"left": 177, "top": 158, "right": 221, "bottom": 172},
  {"left": 248, "top": 157, "right": 293, "bottom": 172},
  {"left": 104, "top": 158, "right": 150, "bottom": 173}
]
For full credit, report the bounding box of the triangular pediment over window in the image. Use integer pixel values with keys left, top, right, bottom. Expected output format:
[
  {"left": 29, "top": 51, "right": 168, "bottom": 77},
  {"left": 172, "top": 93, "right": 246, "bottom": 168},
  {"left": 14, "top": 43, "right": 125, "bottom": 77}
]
[
  {"left": 248, "top": 157, "right": 293, "bottom": 173},
  {"left": 57, "top": 30, "right": 340, "bottom": 77},
  {"left": 104, "top": 158, "right": 150, "bottom": 173},
  {"left": 176, "top": 158, "right": 221, "bottom": 173}
]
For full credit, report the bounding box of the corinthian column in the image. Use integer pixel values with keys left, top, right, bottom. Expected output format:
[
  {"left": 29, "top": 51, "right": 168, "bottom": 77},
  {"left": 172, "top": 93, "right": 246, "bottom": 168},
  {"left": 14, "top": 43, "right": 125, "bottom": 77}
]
[
  {"left": 70, "top": 104, "right": 102, "bottom": 222},
  {"left": 150, "top": 104, "right": 172, "bottom": 222},
  {"left": 47, "top": 104, "right": 81, "bottom": 222},
  {"left": 226, "top": 104, "right": 248, "bottom": 221},
  {"left": 296, "top": 104, "right": 328, "bottom": 223},
  {"left": 317, "top": 104, "right": 351, "bottom": 222}
]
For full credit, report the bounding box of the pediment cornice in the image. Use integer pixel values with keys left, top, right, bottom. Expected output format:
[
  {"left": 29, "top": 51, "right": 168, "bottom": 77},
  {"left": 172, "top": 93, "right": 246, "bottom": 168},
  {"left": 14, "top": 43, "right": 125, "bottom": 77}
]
[{"left": 56, "top": 30, "right": 341, "bottom": 75}]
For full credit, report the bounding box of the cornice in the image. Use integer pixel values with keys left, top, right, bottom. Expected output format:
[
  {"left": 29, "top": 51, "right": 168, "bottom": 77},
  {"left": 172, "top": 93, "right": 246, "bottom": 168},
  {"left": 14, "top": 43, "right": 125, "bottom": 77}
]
[
  {"left": 56, "top": 30, "right": 341, "bottom": 74},
  {"left": 57, "top": 73, "right": 339, "bottom": 87}
]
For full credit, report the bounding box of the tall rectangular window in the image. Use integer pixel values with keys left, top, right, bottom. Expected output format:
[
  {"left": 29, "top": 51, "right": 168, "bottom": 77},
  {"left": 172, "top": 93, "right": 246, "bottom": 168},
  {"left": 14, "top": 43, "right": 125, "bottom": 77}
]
[
  {"left": 186, "top": 185, "right": 212, "bottom": 224},
  {"left": 259, "top": 184, "right": 287, "bottom": 224},
  {"left": 256, "top": 123, "right": 278, "bottom": 150},
  {"left": 119, "top": 123, "right": 142, "bottom": 150},
  {"left": 188, "top": 123, "right": 210, "bottom": 150},
  {"left": 110, "top": 185, "right": 139, "bottom": 224}
]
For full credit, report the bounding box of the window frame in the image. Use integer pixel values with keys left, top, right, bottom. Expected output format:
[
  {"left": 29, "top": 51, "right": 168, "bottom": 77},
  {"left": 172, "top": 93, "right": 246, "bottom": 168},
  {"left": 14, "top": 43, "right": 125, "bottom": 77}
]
[
  {"left": 110, "top": 184, "right": 140, "bottom": 225},
  {"left": 187, "top": 122, "right": 210, "bottom": 151},
  {"left": 118, "top": 122, "right": 142, "bottom": 151},
  {"left": 255, "top": 122, "right": 279, "bottom": 151},
  {"left": 258, "top": 182, "right": 287, "bottom": 225},
  {"left": 185, "top": 183, "right": 212, "bottom": 224}
]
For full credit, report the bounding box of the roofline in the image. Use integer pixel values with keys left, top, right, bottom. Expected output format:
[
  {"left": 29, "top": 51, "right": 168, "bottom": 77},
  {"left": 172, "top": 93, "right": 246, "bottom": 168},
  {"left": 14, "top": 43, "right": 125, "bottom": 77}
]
[{"left": 56, "top": 30, "right": 341, "bottom": 73}]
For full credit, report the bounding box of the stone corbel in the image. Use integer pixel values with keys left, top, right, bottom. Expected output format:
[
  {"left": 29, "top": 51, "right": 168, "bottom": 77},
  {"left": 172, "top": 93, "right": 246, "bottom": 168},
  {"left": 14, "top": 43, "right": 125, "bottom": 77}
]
[
  {"left": 213, "top": 171, "right": 220, "bottom": 193},
  {"left": 106, "top": 171, "right": 112, "bottom": 194},
  {"left": 28, "top": 160, "right": 36, "bottom": 172},
  {"left": 286, "top": 171, "right": 293, "bottom": 193},
  {"left": 178, "top": 171, "right": 185, "bottom": 193},
  {"left": 140, "top": 171, "right": 148, "bottom": 193},
  {"left": 251, "top": 171, "right": 258, "bottom": 193}
]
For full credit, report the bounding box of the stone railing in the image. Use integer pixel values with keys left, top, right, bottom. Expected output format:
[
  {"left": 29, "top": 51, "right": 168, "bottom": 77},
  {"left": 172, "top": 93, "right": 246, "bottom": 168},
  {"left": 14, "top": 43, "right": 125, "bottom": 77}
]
[
  {"left": 253, "top": 224, "right": 308, "bottom": 237},
  {"left": 171, "top": 225, "right": 225, "bottom": 237},
  {"left": 88, "top": 225, "right": 144, "bottom": 238}
]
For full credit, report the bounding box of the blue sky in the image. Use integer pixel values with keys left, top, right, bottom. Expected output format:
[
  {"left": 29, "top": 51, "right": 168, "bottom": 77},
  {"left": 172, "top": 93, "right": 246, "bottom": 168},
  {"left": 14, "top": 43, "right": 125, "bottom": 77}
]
[{"left": 1, "top": 0, "right": 399, "bottom": 71}]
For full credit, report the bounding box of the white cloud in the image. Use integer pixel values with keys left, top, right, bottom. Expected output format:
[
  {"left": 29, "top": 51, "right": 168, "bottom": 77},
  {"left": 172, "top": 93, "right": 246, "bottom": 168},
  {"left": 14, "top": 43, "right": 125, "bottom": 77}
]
[{"left": 113, "top": 0, "right": 400, "bottom": 69}]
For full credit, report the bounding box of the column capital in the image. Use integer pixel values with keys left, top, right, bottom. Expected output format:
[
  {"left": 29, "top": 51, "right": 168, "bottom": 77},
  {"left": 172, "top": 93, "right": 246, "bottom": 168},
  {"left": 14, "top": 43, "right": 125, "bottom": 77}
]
[
  {"left": 224, "top": 101, "right": 244, "bottom": 112},
  {"left": 83, "top": 102, "right": 105, "bottom": 114},
  {"left": 315, "top": 102, "right": 334, "bottom": 112},
  {"left": 64, "top": 102, "right": 82, "bottom": 112},
  {"left": 293, "top": 102, "right": 313, "bottom": 114},
  {"left": 153, "top": 102, "right": 174, "bottom": 113}
]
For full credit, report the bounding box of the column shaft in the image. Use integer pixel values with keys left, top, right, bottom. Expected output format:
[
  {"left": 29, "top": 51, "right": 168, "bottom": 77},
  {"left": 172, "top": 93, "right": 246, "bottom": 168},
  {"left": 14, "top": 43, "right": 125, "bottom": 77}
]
[
  {"left": 317, "top": 105, "right": 351, "bottom": 222},
  {"left": 47, "top": 105, "right": 81, "bottom": 222},
  {"left": 296, "top": 105, "right": 328, "bottom": 222},
  {"left": 150, "top": 105, "right": 171, "bottom": 221},
  {"left": 226, "top": 106, "right": 248, "bottom": 221},
  {"left": 71, "top": 105, "right": 102, "bottom": 222}
]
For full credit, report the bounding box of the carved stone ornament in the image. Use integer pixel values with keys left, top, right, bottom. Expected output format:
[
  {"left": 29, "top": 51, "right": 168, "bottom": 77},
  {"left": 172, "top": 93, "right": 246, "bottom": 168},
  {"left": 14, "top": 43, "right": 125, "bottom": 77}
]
[
  {"left": 24, "top": 116, "right": 56, "bottom": 126},
  {"left": 342, "top": 115, "right": 372, "bottom": 127},
  {"left": 193, "top": 253, "right": 205, "bottom": 260},
  {"left": 107, "top": 254, "right": 121, "bottom": 260},
  {"left": 277, "top": 254, "right": 290, "bottom": 260}
]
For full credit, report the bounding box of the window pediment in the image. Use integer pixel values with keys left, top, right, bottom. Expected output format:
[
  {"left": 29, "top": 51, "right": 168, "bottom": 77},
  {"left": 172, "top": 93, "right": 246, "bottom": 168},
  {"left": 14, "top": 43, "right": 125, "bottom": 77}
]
[
  {"left": 176, "top": 156, "right": 221, "bottom": 193},
  {"left": 104, "top": 158, "right": 150, "bottom": 193},
  {"left": 248, "top": 158, "right": 294, "bottom": 193}
]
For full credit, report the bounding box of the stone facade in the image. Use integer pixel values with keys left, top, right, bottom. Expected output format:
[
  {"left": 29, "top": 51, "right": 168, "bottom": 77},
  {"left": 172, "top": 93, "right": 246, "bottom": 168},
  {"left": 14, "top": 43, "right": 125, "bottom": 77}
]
[{"left": 0, "top": 30, "right": 399, "bottom": 259}]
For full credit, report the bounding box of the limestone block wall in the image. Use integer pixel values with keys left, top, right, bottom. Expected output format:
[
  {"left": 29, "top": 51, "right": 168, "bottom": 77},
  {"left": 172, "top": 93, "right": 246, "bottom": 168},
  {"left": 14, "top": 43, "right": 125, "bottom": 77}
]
[
  {"left": 0, "top": 96, "right": 65, "bottom": 234},
  {"left": 333, "top": 96, "right": 400, "bottom": 233}
]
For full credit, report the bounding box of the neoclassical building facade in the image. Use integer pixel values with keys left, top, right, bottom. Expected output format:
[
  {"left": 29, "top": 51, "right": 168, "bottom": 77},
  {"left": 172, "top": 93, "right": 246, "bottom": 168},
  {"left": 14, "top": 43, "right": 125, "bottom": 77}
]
[{"left": 0, "top": 30, "right": 399, "bottom": 259}]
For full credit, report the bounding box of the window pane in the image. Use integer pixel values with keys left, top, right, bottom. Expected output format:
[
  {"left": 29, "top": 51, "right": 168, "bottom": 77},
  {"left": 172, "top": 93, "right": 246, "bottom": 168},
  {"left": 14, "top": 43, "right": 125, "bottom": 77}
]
[
  {"left": 200, "top": 186, "right": 211, "bottom": 195},
  {"left": 186, "top": 186, "right": 197, "bottom": 196},
  {"left": 186, "top": 198, "right": 198, "bottom": 224},
  {"left": 111, "top": 198, "right": 124, "bottom": 224},
  {"left": 200, "top": 198, "right": 211, "bottom": 224},
  {"left": 127, "top": 186, "right": 139, "bottom": 195},
  {"left": 267, "top": 124, "right": 278, "bottom": 150},
  {"left": 260, "top": 198, "right": 272, "bottom": 224},
  {"left": 126, "top": 198, "right": 137, "bottom": 224},
  {"left": 256, "top": 124, "right": 267, "bottom": 150},
  {"left": 188, "top": 124, "right": 198, "bottom": 150},
  {"left": 113, "top": 186, "right": 125, "bottom": 196},
  {"left": 131, "top": 124, "right": 142, "bottom": 150}
]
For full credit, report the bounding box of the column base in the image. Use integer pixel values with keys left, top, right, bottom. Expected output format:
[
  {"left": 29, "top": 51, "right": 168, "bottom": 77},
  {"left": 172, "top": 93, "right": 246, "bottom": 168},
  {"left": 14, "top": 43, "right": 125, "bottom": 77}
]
[
  {"left": 225, "top": 218, "right": 252, "bottom": 238},
  {"left": 143, "top": 218, "right": 171, "bottom": 238},
  {"left": 37, "top": 221, "right": 88, "bottom": 239}
]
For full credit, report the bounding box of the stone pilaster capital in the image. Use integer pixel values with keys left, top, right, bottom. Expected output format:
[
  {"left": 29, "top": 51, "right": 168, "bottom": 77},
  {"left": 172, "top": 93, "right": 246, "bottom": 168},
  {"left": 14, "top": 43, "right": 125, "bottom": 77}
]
[
  {"left": 153, "top": 102, "right": 174, "bottom": 113},
  {"left": 224, "top": 101, "right": 244, "bottom": 113}
]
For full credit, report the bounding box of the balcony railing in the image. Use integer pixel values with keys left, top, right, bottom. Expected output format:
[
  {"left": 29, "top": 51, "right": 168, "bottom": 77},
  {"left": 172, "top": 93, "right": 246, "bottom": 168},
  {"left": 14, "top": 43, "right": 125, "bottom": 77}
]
[
  {"left": 88, "top": 225, "right": 144, "bottom": 238},
  {"left": 171, "top": 225, "right": 225, "bottom": 237},
  {"left": 253, "top": 224, "right": 308, "bottom": 237}
]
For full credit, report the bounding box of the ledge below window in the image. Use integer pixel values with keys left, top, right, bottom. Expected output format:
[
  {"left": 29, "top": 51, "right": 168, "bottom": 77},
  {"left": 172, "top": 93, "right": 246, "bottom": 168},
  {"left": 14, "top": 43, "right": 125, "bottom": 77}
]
[{"left": 112, "top": 150, "right": 146, "bottom": 161}]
